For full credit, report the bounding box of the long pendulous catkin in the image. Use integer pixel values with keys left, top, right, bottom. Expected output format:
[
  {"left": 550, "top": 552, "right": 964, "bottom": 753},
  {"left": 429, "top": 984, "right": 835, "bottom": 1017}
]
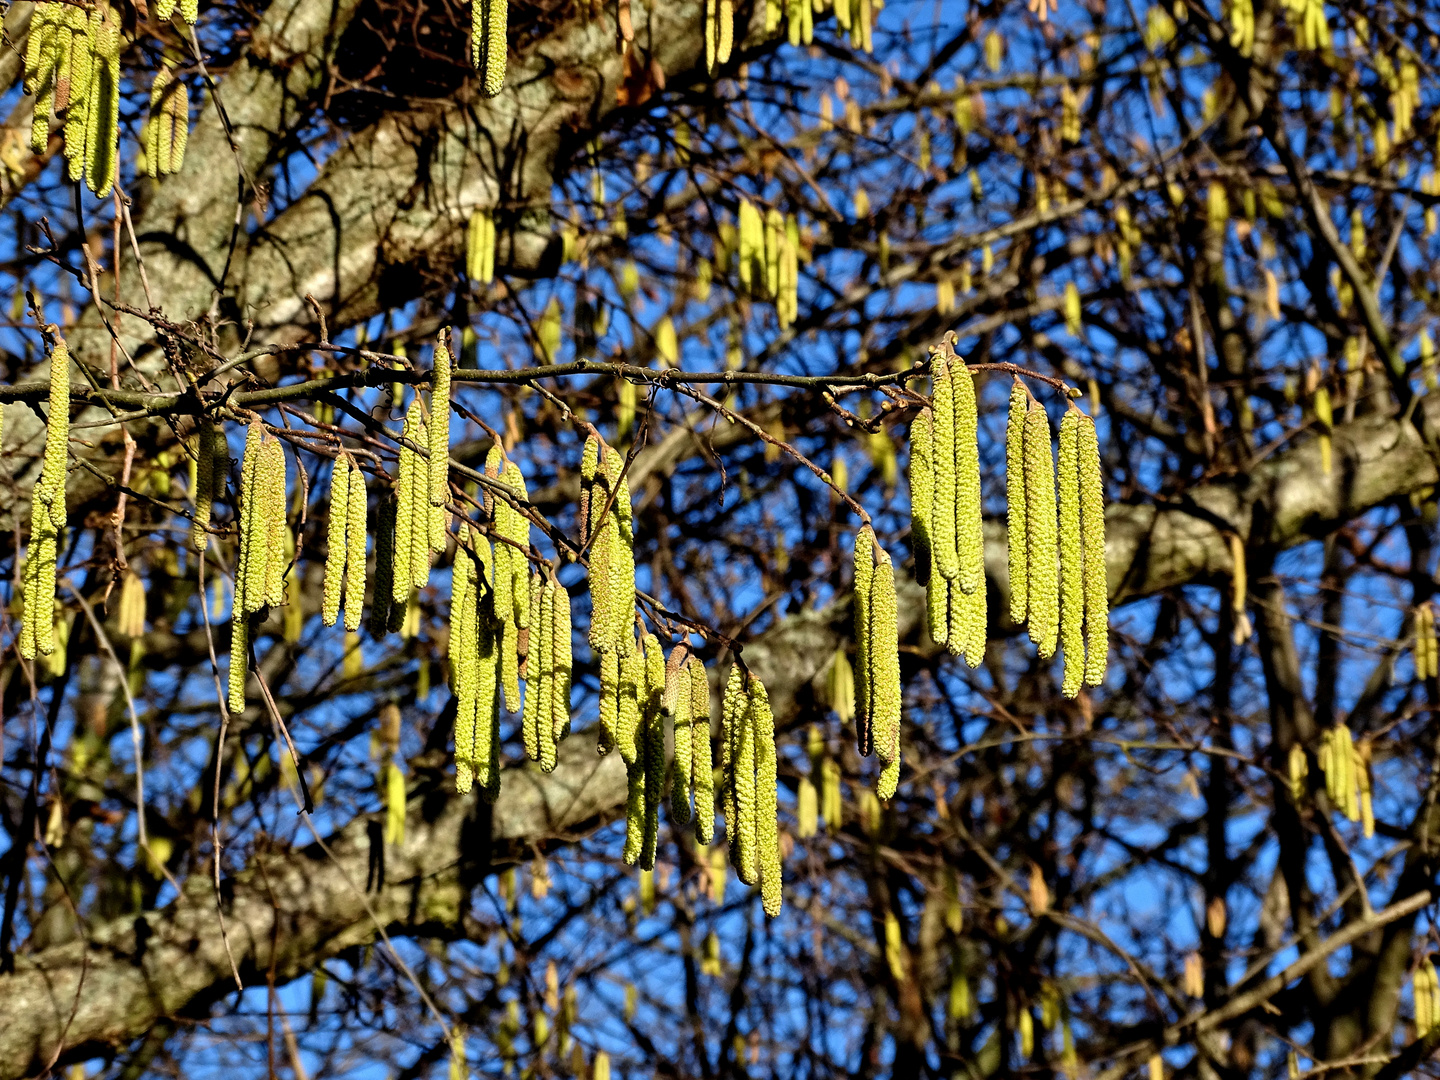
[
  {"left": 869, "top": 542, "right": 901, "bottom": 770},
  {"left": 720, "top": 664, "right": 747, "bottom": 875},
  {"left": 931, "top": 353, "right": 960, "bottom": 583},
  {"left": 1024, "top": 403, "right": 1059, "bottom": 659},
  {"left": 22, "top": 337, "right": 71, "bottom": 659},
  {"left": 236, "top": 422, "right": 266, "bottom": 618},
  {"left": 191, "top": 419, "right": 216, "bottom": 553},
  {"left": 523, "top": 573, "right": 546, "bottom": 763},
  {"left": 640, "top": 634, "right": 665, "bottom": 870},
  {"left": 669, "top": 646, "right": 694, "bottom": 825},
  {"left": 690, "top": 656, "right": 715, "bottom": 844},
  {"left": 474, "top": 544, "right": 501, "bottom": 800},
  {"left": 1058, "top": 411, "right": 1084, "bottom": 697},
  {"left": 853, "top": 526, "right": 875, "bottom": 757},
  {"left": 750, "top": 676, "right": 782, "bottom": 917},
  {"left": 620, "top": 649, "right": 644, "bottom": 865},
  {"left": 345, "top": 460, "right": 368, "bottom": 632},
  {"left": 323, "top": 458, "right": 352, "bottom": 627},
  {"left": 1077, "top": 413, "right": 1109, "bottom": 687},
  {"left": 952, "top": 359, "right": 984, "bottom": 596},
  {"left": 262, "top": 438, "right": 288, "bottom": 610},
  {"left": 909, "top": 409, "right": 934, "bottom": 589},
  {"left": 452, "top": 542, "right": 479, "bottom": 793},
  {"left": 1006, "top": 380, "right": 1028, "bottom": 622},
  {"left": 472, "top": 0, "right": 507, "bottom": 97},
  {"left": 429, "top": 330, "right": 452, "bottom": 507}
]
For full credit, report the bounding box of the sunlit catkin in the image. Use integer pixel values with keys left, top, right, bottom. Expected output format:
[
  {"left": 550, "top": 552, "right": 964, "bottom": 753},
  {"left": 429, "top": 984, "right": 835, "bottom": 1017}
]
[
  {"left": 641, "top": 634, "right": 666, "bottom": 869},
  {"left": 467, "top": 208, "right": 496, "bottom": 284},
  {"left": 952, "top": 360, "right": 984, "bottom": 596},
  {"left": 750, "top": 676, "right": 783, "bottom": 917},
  {"left": 690, "top": 657, "right": 715, "bottom": 843},
  {"left": 453, "top": 544, "right": 478, "bottom": 793},
  {"left": 345, "top": 460, "right": 368, "bottom": 631},
  {"left": 723, "top": 665, "right": 757, "bottom": 884},
  {"left": 550, "top": 580, "right": 573, "bottom": 760},
  {"left": 909, "top": 409, "right": 934, "bottom": 588},
  {"left": 1024, "top": 404, "right": 1059, "bottom": 659},
  {"left": 323, "top": 459, "right": 351, "bottom": 627},
  {"left": 228, "top": 614, "right": 248, "bottom": 714},
  {"left": 670, "top": 647, "right": 694, "bottom": 824},
  {"left": 144, "top": 66, "right": 189, "bottom": 177},
  {"left": 472, "top": 0, "right": 507, "bottom": 97},
  {"left": 191, "top": 419, "right": 216, "bottom": 552},
  {"left": 474, "top": 547, "right": 501, "bottom": 800},
  {"left": 1058, "top": 411, "right": 1085, "bottom": 698},
  {"left": 869, "top": 543, "right": 902, "bottom": 769},
  {"left": 236, "top": 423, "right": 266, "bottom": 618},
  {"left": 931, "top": 354, "right": 960, "bottom": 582},
  {"left": 1077, "top": 413, "right": 1108, "bottom": 685},
  {"left": 429, "top": 330, "right": 452, "bottom": 506},
  {"left": 22, "top": 338, "right": 72, "bottom": 658},
  {"left": 522, "top": 575, "right": 546, "bottom": 763},
  {"left": 1006, "top": 380, "right": 1028, "bottom": 622},
  {"left": 853, "top": 527, "right": 875, "bottom": 757},
  {"left": 262, "top": 439, "right": 288, "bottom": 610}
]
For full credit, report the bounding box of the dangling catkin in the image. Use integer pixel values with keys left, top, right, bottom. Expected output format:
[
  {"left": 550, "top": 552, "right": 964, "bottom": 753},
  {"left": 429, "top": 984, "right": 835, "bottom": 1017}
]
[
  {"left": 467, "top": 209, "right": 496, "bottom": 284},
  {"left": 1024, "top": 403, "right": 1059, "bottom": 659},
  {"left": 523, "top": 574, "right": 547, "bottom": 763},
  {"left": 472, "top": 0, "right": 507, "bottom": 97},
  {"left": 909, "top": 409, "right": 934, "bottom": 589},
  {"left": 690, "top": 657, "right": 715, "bottom": 843},
  {"left": 620, "top": 649, "right": 645, "bottom": 864},
  {"left": 927, "top": 576, "right": 950, "bottom": 651},
  {"left": 1077, "top": 413, "right": 1109, "bottom": 686},
  {"left": 670, "top": 646, "right": 694, "bottom": 824},
  {"left": 262, "top": 439, "right": 288, "bottom": 610},
  {"left": 236, "top": 422, "right": 266, "bottom": 618},
  {"left": 191, "top": 419, "right": 216, "bottom": 552},
  {"left": 429, "top": 330, "right": 452, "bottom": 506},
  {"left": 750, "top": 675, "right": 783, "bottom": 917},
  {"left": 1058, "top": 411, "right": 1085, "bottom": 698},
  {"left": 931, "top": 353, "right": 960, "bottom": 582},
  {"left": 1006, "top": 380, "right": 1028, "bottom": 622},
  {"left": 869, "top": 542, "right": 901, "bottom": 769},
  {"left": 640, "top": 634, "right": 666, "bottom": 869},
  {"left": 323, "top": 458, "right": 352, "bottom": 627},
  {"left": 952, "top": 359, "right": 984, "bottom": 596},
  {"left": 537, "top": 583, "right": 560, "bottom": 771},
  {"left": 452, "top": 543, "right": 479, "bottom": 793},
  {"left": 22, "top": 337, "right": 72, "bottom": 658},
  {"left": 598, "top": 649, "right": 620, "bottom": 755},
  {"left": 550, "top": 580, "right": 573, "bottom": 760},
  {"left": 345, "top": 460, "right": 368, "bottom": 632},
  {"left": 853, "top": 526, "right": 875, "bottom": 757}
]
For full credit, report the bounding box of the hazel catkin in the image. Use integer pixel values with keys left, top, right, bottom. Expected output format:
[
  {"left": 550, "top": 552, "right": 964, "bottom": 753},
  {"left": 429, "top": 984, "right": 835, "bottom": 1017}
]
[
  {"left": 322, "top": 458, "right": 352, "bottom": 627},
  {"left": 868, "top": 541, "right": 901, "bottom": 768},
  {"left": 1058, "top": 410, "right": 1085, "bottom": 697},
  {"left": 345, "top": 460, "right": 368, "bottom": 632},
  {"left": 191, "top": 419, "right": 216, "bottom": 553},
  {"left": 852, "top": 526, "right": 875, "bottom": 757},
  {"left": 690, "top": 656, "right": 715, "bottom": 844},
  {"left": 952, "top": 359, "right": 984, "bottom": 596},
  {"left": 1006, "top": 380, "right": 1028, "bottom": 622},
  {"left": 909, "top": 409, "right": 934, "bottom": 589},
  {"left": 429, "top": 330, "right": 453, "bottom": 507},
  {"left": 749, "top": 676, "right": 782, "bottom": 917},
  {"left": 1077, "top": 413, "right": 1108, "bottom": 686},
  {"left": 931, "top": 353, "right": 960, "bottom": 583},
  {"left": 1024, "top": 403, "right": 1059, "bottom": 659}
]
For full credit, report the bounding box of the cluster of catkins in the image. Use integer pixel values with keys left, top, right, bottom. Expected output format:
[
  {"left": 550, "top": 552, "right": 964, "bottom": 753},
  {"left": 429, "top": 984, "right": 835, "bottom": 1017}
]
[
  {"left": 913, "top": 340, "right": 1109, "bottom": 697},
  {"left": 704, "top": 0, "right": 735, "bottom": 74},
  {"left": 24, "top": 2, "right": 124, "bottom": 196},
  {"left": 228, "top": 423, "right": 291, "bottom": 712},
  {"left": 728, "top": 201, "right": 802, "bottom": 329},
  {"left": 1317, "top": 724, "right": 1374, "bottom": 837}
]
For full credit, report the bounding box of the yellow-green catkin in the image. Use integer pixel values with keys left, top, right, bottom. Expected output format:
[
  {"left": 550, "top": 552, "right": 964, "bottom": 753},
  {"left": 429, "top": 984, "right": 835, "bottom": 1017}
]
[
  {"left": 910, "top": 409, "right": 934, "bottom": 589},
  {"left": 143, "top": 65, "right": 188, "bottom": 177},
  {"left": 345, "top": 460, "right": 368, "bottom": 632},
  {"left": 236, "top": 422, "right": 267, "bottom": 618},
  {"left": 641, "top": 634, "right": 666, "bottom": 869},
  {"left": 191, "top": 419, "right": 216, "bottom": 552},
  {"left": 690, "top": 657, "right": 715, "bottom": 844},
  {"left": 323, "top": 458, "right": 352, "bottom": 627},
  {"left": 869, "top": 542, "right": 902, "bottom": 775},
  {"left": 1024, "top": 403, "right": 1059, "bottom": 659},
  {"left": 620, "top": 649, "right": 645, "bottom": 865},
  {"left": 536, "top": 582, "right": 560, "bottom": 772},
  {"left": 1006, "top": 380, "right": 1029, "bottom": 622},
  {"left": 473, "top": 0, "right": 507, "bottom": 97},
  {"left": 453, "top": 542, "right": 479, "bottom": 793},
  {"left": 22, "top": 339, "right": 72, "bottom": 659},
  {"left": 467, "top": 209, "right": 496, "bottom": 284},
  {"left": 549, "top": 579, "right": 573, "bottom": 767},
  {"left": 931, "top": 353, "right": 960, "bottom": 582},
  {"left": 473, "top": 544, "right": 501, "bottom": 799},
  {"left": 429, "top": 330, "right": 452, "bottom": 507},
  {"left": 853, "top": 526, "right": 875, "bottom": 757},
  {"left": 1077, "top": 413, "right": 1108, "bottom": 686},
  {"left": 750, "top": 676, "right": 783, "bottom": 917},
  {"left": 1058, "top": 411, "right": 1085, "bottom": 697},
  {"left": 730, "top": 671, "right": 758, "bottom": 886},
  {"left": 262, "top": 439, "right": 288, "bottom": 610},
  {"left": 522, "top": 574, "right": 547, "bottom": 763},
  {"left": 670, "top": 647, "right": 694, "bottom": 824},
  {"left": 952, "top": 358, "right": 984, "bottom": 596}
]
